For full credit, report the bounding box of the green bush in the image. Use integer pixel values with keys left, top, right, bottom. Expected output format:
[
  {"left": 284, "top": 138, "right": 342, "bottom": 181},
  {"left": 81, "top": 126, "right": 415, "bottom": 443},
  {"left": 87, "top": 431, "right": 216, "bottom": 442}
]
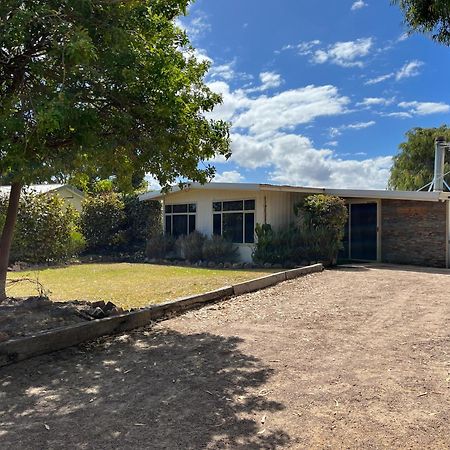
[
  {"left": 123, "top": 196, "right": 161, "bottom": 251},
  {"left": 145, "top": 234, "right": 175, "bottom": 259},
  {"left": 295, "top": 194, "right": 347, "bottom": 265},
  {"left": 252, "top": 224, "right": 300, "bottom": 265},
  {"left": 0, "top": 192, "right": 83, "bottom": 264},
  {"left": 176, "top": 231, "right": 206, "bottom": 262},
  {"left": 81, "top": 193, "right": 161, "bottom": 254},
  {"left": 202, "top": 235, "right": 238, "bottom": 263},
  {"left": 80, "top": 193, "right": 126, "bottom": 252}
]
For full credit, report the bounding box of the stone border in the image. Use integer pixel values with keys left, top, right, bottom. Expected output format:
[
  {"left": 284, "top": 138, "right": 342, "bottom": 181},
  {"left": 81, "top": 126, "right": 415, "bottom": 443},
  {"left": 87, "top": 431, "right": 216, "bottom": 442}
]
[{"left": 0, "top": 264, "right": 323, "bottom": 367}]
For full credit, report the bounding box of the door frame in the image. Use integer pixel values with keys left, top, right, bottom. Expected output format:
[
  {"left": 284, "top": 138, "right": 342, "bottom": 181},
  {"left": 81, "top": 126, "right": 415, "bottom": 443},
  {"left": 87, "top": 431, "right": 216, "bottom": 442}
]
[{"left": 346, "top": 199, "right": 381, "bottom": 262}]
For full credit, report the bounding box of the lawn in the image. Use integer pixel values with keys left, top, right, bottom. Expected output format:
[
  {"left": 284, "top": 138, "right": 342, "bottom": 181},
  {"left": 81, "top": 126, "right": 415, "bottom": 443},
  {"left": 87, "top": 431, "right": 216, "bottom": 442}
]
[{"left": 6, "top": 263, "right": 275, "bottom": 310}]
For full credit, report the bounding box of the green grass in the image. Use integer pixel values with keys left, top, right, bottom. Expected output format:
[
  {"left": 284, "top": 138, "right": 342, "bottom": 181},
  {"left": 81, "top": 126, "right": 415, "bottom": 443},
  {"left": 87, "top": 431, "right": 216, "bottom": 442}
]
[{"left": 6, "top": 263, "right": 275, "bottom": 310}]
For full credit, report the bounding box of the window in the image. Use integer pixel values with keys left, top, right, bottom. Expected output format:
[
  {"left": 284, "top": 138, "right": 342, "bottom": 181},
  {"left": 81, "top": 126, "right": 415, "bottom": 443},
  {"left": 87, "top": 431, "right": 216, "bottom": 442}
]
[
  {"left": 212, "top": 200, "right": 255, "bottom": 244},
  {"left": 165, "top": 203, "right": 196, "bottom": 237}
]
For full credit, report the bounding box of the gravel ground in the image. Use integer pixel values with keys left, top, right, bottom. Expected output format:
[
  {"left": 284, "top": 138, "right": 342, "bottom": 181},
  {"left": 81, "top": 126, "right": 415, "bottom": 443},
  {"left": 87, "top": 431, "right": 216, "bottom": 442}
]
[{"left": 1, "top": 265, "right": 449, "bottom": 449}]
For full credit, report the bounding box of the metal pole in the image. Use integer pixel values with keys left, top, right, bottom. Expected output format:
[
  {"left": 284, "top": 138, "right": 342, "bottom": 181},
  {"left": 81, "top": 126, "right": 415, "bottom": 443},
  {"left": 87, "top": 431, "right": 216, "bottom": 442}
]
[{"left": 433, "top": 136, "right": 446, "bottom": 192}]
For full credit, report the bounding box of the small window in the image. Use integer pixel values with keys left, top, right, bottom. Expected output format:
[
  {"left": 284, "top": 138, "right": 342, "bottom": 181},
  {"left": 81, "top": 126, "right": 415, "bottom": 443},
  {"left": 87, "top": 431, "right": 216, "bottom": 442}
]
[
  {"left": 188, "top": 203, "right": 196, "bottom": 213},
  {"left": 213, "top": 202, "right": 222, "bottom": 212},
  {"left": 244, "top": 200, "right": 255, "bottom": 211},
  {"left": 165, "top": 205, "right": 172, "bottom": 214},
  {"left": 223, "top": 200, "right": 243, "bottom": 211},
  {"left": 245, "top": 213, "right": 255, "bottom": 243},
  {"left": 173, "top": 204, "right": 188, "bottom": 213}
]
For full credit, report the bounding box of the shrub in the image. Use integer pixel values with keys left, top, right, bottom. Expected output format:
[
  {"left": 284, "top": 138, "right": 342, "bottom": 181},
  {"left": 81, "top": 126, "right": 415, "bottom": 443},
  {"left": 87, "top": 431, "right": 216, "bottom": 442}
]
[
  {"left": 252, "top": 224, "right": 300, "bottom": 265},
  {"left": 176, "top": 231, "right": 206, "bottom": 262},
  {"left": 202, "top": 235, "right": 238, "bottom": 263},
  {"left": 145, "top": 234, "right": 175, "bottom": 259},
  {"left": 123, "top": 196, "right": 161, "bottom": 251},
  {"left": 0, "top": 192, "right": 82, "bottom": 264},
  {"left": 295, "top": 194, "right": 347, "bottom": 265},
  {"left": 80, "top": 193, "right": 126, "bottom": 252}
]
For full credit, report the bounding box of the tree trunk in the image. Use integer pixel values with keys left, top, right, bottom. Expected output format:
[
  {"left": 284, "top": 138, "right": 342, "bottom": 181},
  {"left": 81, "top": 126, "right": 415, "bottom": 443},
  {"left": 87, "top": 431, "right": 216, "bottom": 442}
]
[{"left": 0, "top": 182, "right": 22, "bottom": 302}]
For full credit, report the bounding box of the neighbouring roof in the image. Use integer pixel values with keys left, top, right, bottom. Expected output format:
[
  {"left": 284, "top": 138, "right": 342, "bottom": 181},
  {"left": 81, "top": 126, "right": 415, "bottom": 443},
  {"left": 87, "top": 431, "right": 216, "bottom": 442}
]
[
  {"left": 0, "top": 184, "right": 85, "bottom": 198},
  {"left": 139, "top": 182, "right": 450, "bottom": 203}
]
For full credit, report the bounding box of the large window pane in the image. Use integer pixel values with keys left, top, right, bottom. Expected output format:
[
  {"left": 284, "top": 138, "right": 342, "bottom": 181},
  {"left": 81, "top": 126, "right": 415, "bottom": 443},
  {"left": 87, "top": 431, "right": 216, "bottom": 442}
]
[
  {"left": 165, "top": 215, "right": 172, "bottom": 235},
  {"left": 172, "top": 215, "right": 188, "bottom": 237},
  {"left": 245, "top": 213, "right": 255, "bottom": 243},
  {"left": 173, "top": 204, "right": 188, "bottom": 213},
  {"left": 223, "top": 200, "right": 243, "bottom": 211},
  {"left": 188, "top": 215, "right": 196, "bottom": 234},
  {"left": 223, "top": 213, "right": 243, "bottom": 243},
  {"left": 213, "top": 214, "right": 221, "bottom": 235}
]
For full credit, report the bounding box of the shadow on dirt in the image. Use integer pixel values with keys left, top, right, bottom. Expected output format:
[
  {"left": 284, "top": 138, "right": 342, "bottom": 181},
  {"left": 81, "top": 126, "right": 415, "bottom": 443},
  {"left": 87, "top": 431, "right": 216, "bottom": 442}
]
[{"left": 0, "top": 327, "right": 290, "bottom": 449}]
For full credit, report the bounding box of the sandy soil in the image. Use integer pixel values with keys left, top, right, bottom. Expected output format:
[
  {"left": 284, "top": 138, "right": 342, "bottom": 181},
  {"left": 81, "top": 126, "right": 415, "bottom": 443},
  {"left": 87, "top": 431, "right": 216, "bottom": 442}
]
[{"left": 1, "top": 265, "right": 449, "bottom": 449}]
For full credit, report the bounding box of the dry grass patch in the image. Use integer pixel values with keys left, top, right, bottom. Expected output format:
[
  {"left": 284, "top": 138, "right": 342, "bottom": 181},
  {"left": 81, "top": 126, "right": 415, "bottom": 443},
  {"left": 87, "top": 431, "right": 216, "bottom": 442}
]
[{"left": 7, "top": 263, "right": 275, "bottom": 310}]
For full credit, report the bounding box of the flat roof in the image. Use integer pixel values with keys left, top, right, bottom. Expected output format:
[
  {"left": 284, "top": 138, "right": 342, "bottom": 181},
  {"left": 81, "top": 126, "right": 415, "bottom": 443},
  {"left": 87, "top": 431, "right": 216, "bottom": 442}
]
[{"left": 139, "top": 182, "right": 450, "bottom": 203}]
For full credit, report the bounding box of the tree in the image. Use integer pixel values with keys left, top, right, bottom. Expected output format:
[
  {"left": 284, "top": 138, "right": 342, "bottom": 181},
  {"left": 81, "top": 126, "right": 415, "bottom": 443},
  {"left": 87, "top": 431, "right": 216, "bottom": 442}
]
[
  {"left": 393, "top": 0, "right": 450, "bottom": 44},
  {"left": 0, "top": 0, "right": 230, "bottom": 300},
  {"left": 388, "top": 126, "right": 450, "bottom": 190}
]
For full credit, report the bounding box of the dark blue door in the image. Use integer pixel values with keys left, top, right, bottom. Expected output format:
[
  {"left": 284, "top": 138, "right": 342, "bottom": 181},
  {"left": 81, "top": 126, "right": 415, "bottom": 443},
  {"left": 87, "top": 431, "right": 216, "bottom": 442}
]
[{"left": 350, "top": 203, "right": 377, "bottom": 261}]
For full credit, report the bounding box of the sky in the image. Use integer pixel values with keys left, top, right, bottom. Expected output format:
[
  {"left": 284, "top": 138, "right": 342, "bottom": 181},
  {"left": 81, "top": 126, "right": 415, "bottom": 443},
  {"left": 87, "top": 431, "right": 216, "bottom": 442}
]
[{"left": 174, "top": 0, "right": 450, "bottom": 190}]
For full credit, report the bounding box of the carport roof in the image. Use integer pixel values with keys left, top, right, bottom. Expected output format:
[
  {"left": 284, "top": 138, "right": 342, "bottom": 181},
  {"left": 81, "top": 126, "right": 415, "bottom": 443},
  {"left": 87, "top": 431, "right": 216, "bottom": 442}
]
[{"left": 139, "top": 182, "right": 450, "bottom": 203}]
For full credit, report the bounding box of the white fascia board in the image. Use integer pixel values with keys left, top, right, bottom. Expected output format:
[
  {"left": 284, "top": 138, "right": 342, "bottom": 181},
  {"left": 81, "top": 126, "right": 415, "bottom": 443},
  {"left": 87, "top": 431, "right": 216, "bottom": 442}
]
[
  {"left": 324, "top": 188, "right": 450, "bottom": 202},
  {"left": 139, "top": 182, "right": 262, "bottom": 201}
]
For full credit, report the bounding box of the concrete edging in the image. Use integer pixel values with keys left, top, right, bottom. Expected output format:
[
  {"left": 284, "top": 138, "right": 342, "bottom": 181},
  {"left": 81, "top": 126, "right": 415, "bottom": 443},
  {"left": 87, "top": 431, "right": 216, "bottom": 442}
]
[{"left": 0, "top": 263, "right": 323, "bottom": 367}]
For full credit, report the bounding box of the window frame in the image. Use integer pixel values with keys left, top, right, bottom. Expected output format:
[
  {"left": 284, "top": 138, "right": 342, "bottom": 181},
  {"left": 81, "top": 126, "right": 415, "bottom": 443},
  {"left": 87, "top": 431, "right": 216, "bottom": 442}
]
[
  {"left": 212, "top": 199, "right": 256, "bottom": 244},
  {"left": 164, "top": 202, "right": 197, "bottom": 237}
]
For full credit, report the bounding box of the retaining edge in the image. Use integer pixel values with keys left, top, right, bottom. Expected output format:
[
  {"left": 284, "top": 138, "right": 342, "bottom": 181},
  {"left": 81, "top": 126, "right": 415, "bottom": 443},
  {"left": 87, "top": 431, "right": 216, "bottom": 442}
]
[{"left": 0, "top": 263, "right": 323, "bottom": 367}]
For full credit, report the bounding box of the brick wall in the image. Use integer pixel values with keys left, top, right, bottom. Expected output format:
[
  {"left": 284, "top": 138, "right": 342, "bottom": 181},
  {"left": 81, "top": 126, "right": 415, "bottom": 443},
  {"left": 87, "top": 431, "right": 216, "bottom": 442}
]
[{"left": 381, "top": 200, "right": 447, "bottom": 268}]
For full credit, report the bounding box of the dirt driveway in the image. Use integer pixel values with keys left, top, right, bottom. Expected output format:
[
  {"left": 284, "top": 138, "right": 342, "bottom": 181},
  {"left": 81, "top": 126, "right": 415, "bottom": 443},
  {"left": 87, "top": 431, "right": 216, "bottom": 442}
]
[{"left": 1, "top": 265, "right": 450, "bottom": 449}]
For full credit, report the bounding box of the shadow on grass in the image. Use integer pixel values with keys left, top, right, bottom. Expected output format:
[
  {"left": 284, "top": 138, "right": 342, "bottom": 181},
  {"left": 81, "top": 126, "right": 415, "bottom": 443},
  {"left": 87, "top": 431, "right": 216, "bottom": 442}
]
[{"left": 0, "top": 327, "right": 290, "bottom": 449}]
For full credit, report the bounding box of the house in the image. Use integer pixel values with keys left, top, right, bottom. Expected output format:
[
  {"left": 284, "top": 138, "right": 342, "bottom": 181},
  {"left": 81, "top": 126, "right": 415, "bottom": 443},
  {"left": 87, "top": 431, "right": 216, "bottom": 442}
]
[
  {"left": 139, "top": 182, "right": 450, "bottom": 268},
  {"left": 0, "top": 184, "right": 85, "bottom": 212}
]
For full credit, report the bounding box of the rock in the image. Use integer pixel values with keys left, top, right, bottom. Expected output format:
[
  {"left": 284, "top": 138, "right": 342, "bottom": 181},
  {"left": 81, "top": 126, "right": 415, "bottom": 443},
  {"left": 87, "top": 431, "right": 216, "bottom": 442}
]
[
  {"left": 103, "top": 301, "right": 117, "bottom": 313},
  {"left": 90, "top": 307, "right": 106, "bottom": 319},
  {"left": 91, "top": 300, "right": 106, "bottom": 309},
  {"left": 232, "top": 263, "right": 243, "bottom": 269},
  {"left": 0, "top": 332, "right": 10, "bottom": 343},
  {"left": 23, "top": 296, "right": 51, "bottom": 309},
  {"left": 264, "top": 262, "right": 273, "bottom": 268},
  {"left": 207, "top": 261, "right": 216, "bottom": 268},
  {"left": 108, "top": 307, "right": 124, "bottom": 316},
  {"left": 243, "top": 262, "right": 253, "bottom": 269},
  {"left": 216, "top": 262, "right": 224, "bottom": 269}
]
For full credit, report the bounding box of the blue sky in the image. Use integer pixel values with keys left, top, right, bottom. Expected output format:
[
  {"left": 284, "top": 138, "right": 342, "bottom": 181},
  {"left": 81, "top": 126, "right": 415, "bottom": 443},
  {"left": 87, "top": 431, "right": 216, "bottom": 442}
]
[{"left": 176, "top": 0, "right": 450, "bottom": 189}]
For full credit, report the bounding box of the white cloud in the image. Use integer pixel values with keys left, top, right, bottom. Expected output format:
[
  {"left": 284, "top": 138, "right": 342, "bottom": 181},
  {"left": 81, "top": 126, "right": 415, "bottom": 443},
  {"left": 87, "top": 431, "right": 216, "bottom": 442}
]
[
  {"left": 398, "top": 101, "right": 450, "bottom": 115},
  {"left": 230, "top": 132, "right": 391, "bottom": 189},
  {"left": 357, "top": 97, "right": 394, "bottom": 107},
  {"left": 245, "top": 71, "right": 283, "bottom": 93},
  {"left": 213, "top": 170, "right": 244, "bottom": 183},
  {"left": 365, "top": 59, "right": 424, "bottom": 85},
  {"left": 365, "top": 73, "right": 394, "bottom": 85},
  {"left": 329, "top": 121, "right": 376, "bottom": 137},
  {"left": 144, "top": 175, "right": 162, "bottom": 191},
  {"left": 233, "top": 85, "right": 350, "bottom": 135},
  {"left": 311, "top": 38, "right": 373, "bottom": 68},
  {"left": 396, "top": 60, "right": 424, "bottom": 80},
  {"left": 351, "top": 1, "right": 368, "bottom": 11},
  {"left": 177, "top": 12, "right": 211, "bottom": 41},
  {"left": 209, "top": 62, "right": 236, "bottom": 81},
  {"left": 384, "top": 112, "right": 413, "bottom": 119}
]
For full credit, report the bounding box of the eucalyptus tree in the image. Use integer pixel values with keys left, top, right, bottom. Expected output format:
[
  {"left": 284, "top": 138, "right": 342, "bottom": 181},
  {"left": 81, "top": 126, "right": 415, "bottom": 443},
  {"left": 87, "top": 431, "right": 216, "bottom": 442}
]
[{"left": 0, "top": 0, "right": 230, "bottom": 300}]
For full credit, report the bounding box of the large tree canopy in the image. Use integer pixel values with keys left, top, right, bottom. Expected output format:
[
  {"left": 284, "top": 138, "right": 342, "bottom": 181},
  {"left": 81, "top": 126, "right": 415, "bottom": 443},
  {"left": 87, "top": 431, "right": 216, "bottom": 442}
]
[
  {"left": 0, "top": 0, "right": 230, "bottom": 300},
  {"left": 393, "top": 0, "right": 450, "bottom": 44},
  {"left": 389, "top": 126, "right": 450, "bottom": 190}
]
